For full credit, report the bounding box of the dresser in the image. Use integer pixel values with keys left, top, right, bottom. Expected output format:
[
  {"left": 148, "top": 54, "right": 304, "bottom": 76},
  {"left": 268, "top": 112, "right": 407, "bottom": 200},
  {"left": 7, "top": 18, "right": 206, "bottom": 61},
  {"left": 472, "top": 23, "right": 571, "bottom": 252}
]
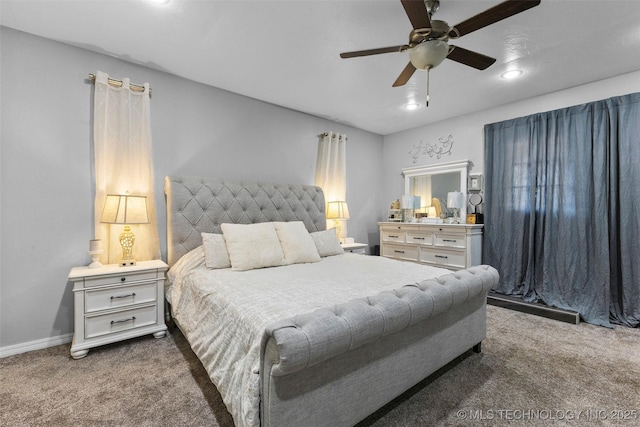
[
  {"left": 378, "top": 222, "right": 483, "bottom": 270},
  {"left": 68, "top": 259, "right": 168, "bottom": 359}
]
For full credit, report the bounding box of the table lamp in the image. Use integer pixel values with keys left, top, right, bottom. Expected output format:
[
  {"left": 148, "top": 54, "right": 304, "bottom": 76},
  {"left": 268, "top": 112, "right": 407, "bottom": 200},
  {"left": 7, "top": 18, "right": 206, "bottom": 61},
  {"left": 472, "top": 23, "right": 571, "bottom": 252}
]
[
  {"left": 101, "top": 194, "right": 149, "bottom": 266},
  {"left": 326, "top": 201, "right": 350, "bottom": 243},
  {"left": 446, "top": 191, "right": 464, "bottom": 224}
]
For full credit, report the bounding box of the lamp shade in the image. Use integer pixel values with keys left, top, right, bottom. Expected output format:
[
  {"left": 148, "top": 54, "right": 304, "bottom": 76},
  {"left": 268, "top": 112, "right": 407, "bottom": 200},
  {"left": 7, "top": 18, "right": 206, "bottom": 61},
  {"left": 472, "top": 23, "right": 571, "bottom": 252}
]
[
  {"left": 400, "top": 195, "right": 414, "bottom": 209},
  {"left": 447, "top": 192, "right": 464, "bottom": 209},
  {"left": 101, "top": 194, "right": 149, "bottom": 224},
  {"left": 326, "top": 201, "right": 350, "bottom": 220}
]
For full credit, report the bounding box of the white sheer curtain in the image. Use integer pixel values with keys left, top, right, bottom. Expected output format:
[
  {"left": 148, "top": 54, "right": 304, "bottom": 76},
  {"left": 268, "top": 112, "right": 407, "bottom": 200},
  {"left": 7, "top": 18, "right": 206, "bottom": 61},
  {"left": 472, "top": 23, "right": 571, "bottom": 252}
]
[
  {"left": 93, "top": 71, "right": 160, "bottom": 264},
  {"left": 315, "top": 132, "right": 347, "bottom": 235}
]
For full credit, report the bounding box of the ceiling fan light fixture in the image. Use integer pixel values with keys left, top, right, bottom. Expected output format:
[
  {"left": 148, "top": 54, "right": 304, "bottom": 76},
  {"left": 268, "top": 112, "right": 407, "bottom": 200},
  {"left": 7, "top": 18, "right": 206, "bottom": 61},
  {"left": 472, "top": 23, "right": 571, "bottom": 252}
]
[
  {"left": 409, "top": 40, "right": 449, "bottom": 70},
  {"left": 500, "top": 69, "right": 523, "bottom": 80}
]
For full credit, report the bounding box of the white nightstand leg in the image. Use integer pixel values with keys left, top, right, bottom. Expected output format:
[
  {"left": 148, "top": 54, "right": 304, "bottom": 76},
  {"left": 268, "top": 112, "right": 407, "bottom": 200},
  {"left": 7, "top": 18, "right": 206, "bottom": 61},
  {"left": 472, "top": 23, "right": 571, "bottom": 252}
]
[
  {"left": 153, "top": 330, "right": 167, "bottom": 339},
  {"left": 71, "top": 348, "right": 89, "bottom": 359}
]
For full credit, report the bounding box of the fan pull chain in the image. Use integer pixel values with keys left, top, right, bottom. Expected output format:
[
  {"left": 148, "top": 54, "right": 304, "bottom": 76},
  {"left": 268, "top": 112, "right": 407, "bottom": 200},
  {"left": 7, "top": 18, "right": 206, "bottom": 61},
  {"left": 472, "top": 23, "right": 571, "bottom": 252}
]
[{"left": 426, "top": 66, "right": 431, "bottom": 107}]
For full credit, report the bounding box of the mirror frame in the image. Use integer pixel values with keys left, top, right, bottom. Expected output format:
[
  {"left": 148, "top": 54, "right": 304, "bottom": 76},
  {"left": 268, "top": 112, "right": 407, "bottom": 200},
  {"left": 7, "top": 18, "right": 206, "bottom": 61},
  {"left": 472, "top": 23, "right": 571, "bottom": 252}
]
[{"left": 402, "top": 160, "right": 470, "bottom": 221}]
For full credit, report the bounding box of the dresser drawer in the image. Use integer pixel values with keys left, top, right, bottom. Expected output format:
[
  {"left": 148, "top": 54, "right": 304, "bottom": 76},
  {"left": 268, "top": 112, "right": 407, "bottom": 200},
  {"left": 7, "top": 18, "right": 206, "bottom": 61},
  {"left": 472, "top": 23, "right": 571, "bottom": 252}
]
[
  {"left": 382, "top": 230, "right": 406, "bottom": 243},
  {"left": 420, "top": 248, "right": 466, "bottom": 269},
  {"left": 382, "top": 243, "right": 418, "bottom": 261},
  {"left": 85, "top": 304, "right": 158, "bottom": 339},
  {"left": 434, "top": 233, "right": 466, "bottom": 249},
  {"left": 85, "top": 281, "right": 158, "bottom": 313},
  {"left": 406, "top": 231, "right": 433, "bottom": 245},
  {"left": 82, "top": 270, "right": 159, "bottom": 288}
]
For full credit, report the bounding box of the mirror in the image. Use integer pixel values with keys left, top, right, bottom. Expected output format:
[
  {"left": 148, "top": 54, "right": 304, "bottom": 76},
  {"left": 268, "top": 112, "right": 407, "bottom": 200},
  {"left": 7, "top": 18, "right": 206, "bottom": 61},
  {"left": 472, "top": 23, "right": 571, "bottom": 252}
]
[{"left": 402, "top": 160, "right": 470, "bottom": 222}]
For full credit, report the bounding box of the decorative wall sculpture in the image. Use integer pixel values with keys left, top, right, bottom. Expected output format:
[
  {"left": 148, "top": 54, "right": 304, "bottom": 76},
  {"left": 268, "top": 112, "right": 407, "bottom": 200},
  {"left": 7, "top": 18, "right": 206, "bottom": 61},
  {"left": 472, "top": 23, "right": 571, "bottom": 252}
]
[{"left": 409, "top": 135, "right": 454, "bottom": 163}]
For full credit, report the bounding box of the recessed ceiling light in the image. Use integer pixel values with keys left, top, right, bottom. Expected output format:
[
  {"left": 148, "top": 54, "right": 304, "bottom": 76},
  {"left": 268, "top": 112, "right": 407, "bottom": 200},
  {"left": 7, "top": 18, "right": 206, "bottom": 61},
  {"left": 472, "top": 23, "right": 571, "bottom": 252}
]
[
  {"left": 405, "top": 103, "right": 420, "bottom": 111},
  {"left": 148, "top": 0, "right": 169, "bottom": 5},
  {"left": 500, "top": 69, "right": 523, "bottom": 80}
]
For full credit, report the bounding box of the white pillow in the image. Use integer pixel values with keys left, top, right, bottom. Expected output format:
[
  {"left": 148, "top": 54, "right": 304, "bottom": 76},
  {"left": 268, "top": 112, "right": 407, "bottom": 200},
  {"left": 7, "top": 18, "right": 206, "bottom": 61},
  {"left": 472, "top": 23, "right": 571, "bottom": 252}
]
[
  {"left": 311, "top": 228, "right": 345, "bottom": 257},
  {"left": 221, "top": 222, "right": 286, "bottom": 271},
  {"left": 273, "top": 221, "right": 321, "bottom": 265},
  {"left": 201, "top": 232, "right": 231, "bottom": 269}
]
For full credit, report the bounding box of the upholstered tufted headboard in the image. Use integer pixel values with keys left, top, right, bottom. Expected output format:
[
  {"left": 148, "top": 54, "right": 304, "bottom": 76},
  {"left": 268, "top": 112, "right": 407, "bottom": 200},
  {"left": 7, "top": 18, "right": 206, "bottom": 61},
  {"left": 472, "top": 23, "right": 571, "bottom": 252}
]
[{"left": 164, "top": 176, "right": 326, "bottom": 267}]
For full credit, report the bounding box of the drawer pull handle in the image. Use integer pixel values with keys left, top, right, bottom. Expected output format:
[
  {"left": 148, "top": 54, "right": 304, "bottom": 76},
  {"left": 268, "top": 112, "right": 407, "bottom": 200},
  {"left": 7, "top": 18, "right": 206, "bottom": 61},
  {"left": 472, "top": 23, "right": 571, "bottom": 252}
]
[
  {"left": 442, "top": 239, "right": 457, "bottom": 243},
  {"left": 110, "top": 293, "right": 136, "bottom": 300},
  {"left": 413, "top": 237, "right": 425, "bottom": 240},
  {"left": 111, "top": 316, "right": 136, "bottom": 325},
  {"left": 120, "top": 277, "right": 126, "bottom": 282},
  {"left": 389, "top": 235, "right": 399, "bottom": 238},
  {"left": 435, "top": 255, "right": 449, "bottom": 259},
  {"left": 394, "top": 250, "right": 405, "bottom": 254}
]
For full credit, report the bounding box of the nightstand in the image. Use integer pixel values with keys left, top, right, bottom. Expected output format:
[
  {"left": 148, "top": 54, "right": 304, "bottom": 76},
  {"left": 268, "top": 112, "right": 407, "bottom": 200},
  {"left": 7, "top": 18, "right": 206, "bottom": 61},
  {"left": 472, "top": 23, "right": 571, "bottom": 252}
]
[
  {"left": 341, "top": 242, "right": 368, "bottom": 255},
  {"left": 68, "top": 259, "right": 168, "bottom": 359}
]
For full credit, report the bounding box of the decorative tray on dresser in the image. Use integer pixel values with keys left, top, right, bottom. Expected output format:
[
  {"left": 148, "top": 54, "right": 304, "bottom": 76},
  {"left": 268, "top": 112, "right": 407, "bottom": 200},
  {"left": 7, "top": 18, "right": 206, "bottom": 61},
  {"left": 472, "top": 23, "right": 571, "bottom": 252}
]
[
  {"left": 378, "top": 222, "right": 483, "bottom": 270},
  {"left": 68, "top": 259, "right": 168, "bottom": 359}
]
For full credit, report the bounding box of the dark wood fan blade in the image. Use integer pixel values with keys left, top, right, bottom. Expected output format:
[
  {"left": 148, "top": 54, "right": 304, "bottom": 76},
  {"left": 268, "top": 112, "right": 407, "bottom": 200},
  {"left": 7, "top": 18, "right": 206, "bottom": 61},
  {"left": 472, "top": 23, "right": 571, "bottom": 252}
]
[
  {"left": 450, "top": 0, "right": 540, "bottom": 38},
  {"left": 401, "top": 0, "right": 431, "bottom": 30},
  {"left": 447, "top": 45, "right": 496, "bottom": 70},
  {"left": 392, "top": 62, "right": 417, "bottom": 87},
  {"left": 340, "top": 45, "right": 407, "bottom": 59}
]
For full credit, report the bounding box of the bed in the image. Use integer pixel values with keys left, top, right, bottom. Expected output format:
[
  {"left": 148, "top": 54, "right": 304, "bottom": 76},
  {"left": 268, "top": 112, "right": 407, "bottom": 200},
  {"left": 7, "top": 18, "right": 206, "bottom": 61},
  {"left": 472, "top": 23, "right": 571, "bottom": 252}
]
[{"left": 164, "top": 175, "right": 499, "bottom": 427}]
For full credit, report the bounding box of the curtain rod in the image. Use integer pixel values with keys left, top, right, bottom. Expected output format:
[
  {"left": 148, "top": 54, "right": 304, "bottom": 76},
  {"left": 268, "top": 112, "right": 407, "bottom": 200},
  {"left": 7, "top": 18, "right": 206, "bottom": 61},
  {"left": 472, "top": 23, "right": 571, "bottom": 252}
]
[
  {"left": 317, "top": 132, "right": 347, "bottom": 141},
  {"left": 88, "top": 73, "right": 152, "bottom": 97}
]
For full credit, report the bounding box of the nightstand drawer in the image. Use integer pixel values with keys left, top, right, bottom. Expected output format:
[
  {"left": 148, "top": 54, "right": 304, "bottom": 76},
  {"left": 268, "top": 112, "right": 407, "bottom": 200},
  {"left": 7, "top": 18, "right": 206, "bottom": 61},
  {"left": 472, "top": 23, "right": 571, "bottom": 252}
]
[
  {"left": 344, "top": 247, "right": 366, "bottom": 255},
  {"left": 420, "top": 248, "right": 466, "bottom": 269},
  {"left": 85, "top": 305, "right": 157, "bottom": 339},
  {"left": 83, "top": 270, "right": 158, "bottom": 288},
  {"left": 341, "top": 243, "right": 368, "bottom": 255},
  {"left": 85, "top": 282, "right": 157, "bottom": 313}
]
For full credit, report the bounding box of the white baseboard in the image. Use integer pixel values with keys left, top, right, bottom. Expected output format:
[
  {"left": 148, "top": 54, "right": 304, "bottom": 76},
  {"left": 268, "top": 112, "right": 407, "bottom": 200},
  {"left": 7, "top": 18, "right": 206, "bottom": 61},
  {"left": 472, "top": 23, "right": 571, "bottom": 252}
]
[{"left": 0, "top": 333, "right": 73, "bottom": 358}]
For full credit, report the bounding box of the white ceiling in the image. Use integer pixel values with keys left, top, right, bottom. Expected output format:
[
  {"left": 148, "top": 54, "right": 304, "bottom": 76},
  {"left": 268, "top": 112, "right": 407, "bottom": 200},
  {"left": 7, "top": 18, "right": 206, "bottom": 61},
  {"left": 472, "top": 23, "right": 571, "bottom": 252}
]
[{"left": 3, "top": 0, "right": 640, "bottom": 135}]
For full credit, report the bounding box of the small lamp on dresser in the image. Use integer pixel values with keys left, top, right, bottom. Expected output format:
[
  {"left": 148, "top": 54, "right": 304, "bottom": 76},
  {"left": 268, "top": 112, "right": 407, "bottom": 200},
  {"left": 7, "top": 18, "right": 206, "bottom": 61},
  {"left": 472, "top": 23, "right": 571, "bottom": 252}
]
[
  {"left": 446, "top": 191, "right": 464, "bottom": 224},
  {"left": 326, "top": 201, "right": 350, "bottom": 243},
  {"left": 101, "top": 194, "right": 149, "bottom": 267}
]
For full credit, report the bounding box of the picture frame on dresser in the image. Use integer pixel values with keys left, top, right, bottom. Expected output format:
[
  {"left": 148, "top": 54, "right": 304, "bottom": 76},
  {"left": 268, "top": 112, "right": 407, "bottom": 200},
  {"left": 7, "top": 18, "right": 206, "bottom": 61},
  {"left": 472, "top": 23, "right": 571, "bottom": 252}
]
[{"left": 468, "top": 174, "right": 483, "bottom": 191}]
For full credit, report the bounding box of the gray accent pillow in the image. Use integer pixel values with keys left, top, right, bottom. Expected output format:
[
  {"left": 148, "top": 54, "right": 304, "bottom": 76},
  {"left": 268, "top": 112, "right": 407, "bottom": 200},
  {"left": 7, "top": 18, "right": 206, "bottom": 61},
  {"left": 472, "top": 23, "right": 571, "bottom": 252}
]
[
  {"left": 311, "top": 229, "right": 344, "bottom": 257},
  {"left": 201, "top": 233, "right": 232, "bottom": 269}
]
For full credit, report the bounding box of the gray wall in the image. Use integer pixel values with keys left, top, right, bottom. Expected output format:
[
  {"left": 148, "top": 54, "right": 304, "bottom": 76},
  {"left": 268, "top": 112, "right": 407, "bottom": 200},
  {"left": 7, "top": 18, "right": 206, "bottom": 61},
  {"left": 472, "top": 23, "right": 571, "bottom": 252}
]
[
  {"left": 381, "top": 70, "right": 640, "bottom": 222},
  {"left": 0, "top": 27, "right": 383, "bottom": 351},
  {"left": 3, "top": 24, "right": 639, "bottom": 353}
]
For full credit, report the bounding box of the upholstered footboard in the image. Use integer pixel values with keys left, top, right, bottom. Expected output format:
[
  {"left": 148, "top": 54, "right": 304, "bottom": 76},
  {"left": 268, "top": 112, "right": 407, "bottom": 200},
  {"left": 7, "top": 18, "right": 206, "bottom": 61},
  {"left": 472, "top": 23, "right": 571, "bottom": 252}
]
[{"left": 261, "top": 265, "right": 499, "bottom": 427}]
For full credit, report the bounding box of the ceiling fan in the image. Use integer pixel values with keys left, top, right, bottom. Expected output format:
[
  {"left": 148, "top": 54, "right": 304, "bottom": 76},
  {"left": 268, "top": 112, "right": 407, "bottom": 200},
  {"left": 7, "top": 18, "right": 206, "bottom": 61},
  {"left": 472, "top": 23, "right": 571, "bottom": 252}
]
[{"left": 340, "top": 0, "right": 541, "bottom": 105}]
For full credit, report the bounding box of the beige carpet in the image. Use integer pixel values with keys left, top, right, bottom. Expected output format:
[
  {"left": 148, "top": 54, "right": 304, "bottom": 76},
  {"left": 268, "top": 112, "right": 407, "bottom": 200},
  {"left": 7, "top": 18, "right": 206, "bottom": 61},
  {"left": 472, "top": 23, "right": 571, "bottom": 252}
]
[{"left": 2, "top": 305, "right": 639, "bottom": 426}]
